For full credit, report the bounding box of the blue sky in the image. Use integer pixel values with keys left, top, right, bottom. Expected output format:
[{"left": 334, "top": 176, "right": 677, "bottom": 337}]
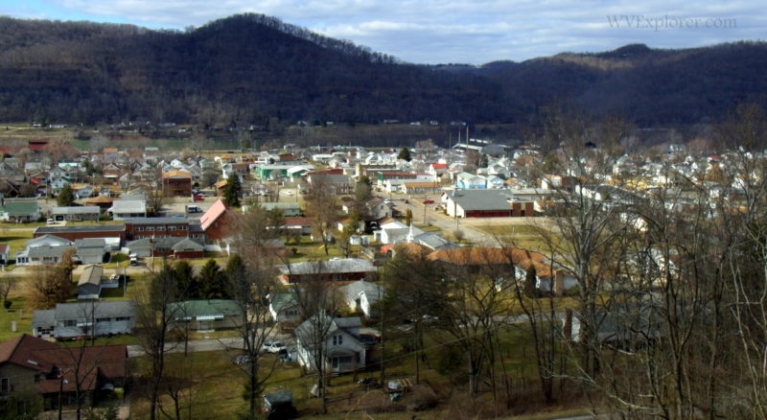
[{"left": 0, "top": 0, "right": 760, "bottom": 65}]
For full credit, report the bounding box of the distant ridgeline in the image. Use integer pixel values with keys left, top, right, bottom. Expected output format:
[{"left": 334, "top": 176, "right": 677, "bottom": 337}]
[{"left": 0, "top": 14, "right": 765, "bottom": 130}]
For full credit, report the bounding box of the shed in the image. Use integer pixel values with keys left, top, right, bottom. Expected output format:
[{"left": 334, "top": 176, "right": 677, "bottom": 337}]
[
  {"left": 77, "top": 265, "right": 104, "bottom": 299},
  {"left": 263, "top": 391, "right": 297, "bottom": 420}
]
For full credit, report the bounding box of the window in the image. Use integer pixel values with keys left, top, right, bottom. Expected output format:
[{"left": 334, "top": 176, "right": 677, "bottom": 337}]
[
  {"left": 63, "top": 320, "right": 76, "bottom": 327},
  {"left": 136, "top": 226, "right": 144, "bottom": 232},
  {"left": 97, "top": 317, "right": 111, "bottom": 323},
  {"left": 157, "top": 225, "right": 166, "bottom": 231},
  {"left": 0, "top": 377, "right": 9, "bottom": 394},
  {"left": 332, "top": 335, "right": 343, "bottom": 345},
  {"left": 116, "top": 317, "right": 130, "bottom": 322},
  {"left": 146, "top": 226, "right": 155, "bottom": 231}
]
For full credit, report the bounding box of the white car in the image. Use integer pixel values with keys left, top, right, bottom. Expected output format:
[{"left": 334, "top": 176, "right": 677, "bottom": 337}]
[{"left": 261, "top": 341, "right": 287, "bottom": 354}]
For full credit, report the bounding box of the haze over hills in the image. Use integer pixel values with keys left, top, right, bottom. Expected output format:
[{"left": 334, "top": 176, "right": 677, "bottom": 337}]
[{"left": 0, "top": 13, "right": 765, "bottom": 131}]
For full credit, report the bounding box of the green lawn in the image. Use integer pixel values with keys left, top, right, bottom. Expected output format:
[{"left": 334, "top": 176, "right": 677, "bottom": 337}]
[
  {"left": 0, "top": 293, "right": 30, "bottom": 342},
  {"left": 126, "top": 321, "right": 589, "bottom": 419}
]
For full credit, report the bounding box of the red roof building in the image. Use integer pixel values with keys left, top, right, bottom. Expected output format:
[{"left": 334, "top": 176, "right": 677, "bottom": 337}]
[
  {"left": 200, "top": 199, "right": 236, "bottom": 241},
  {"left": 0, "top": 334, "right": 128, "bottom": 409}
]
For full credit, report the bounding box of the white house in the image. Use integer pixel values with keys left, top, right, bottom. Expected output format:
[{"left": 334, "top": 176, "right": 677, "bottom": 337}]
[
  {"left": 295, "top": 314, "right": 369, "bottom": 373},
  {"left": 15, "top": 234, "right": 74, "bottom": 266},
  {"left": 31, "top": 300, "right": 137, "bottom": 340},
  {"left": 338, "top": 280, "right": 384, "bottom": 318},
  {"left": 107, "top": 199, "right": 147, "bottom": 220}
]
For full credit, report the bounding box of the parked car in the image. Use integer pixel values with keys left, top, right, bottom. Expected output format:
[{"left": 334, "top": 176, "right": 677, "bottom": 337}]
[
  {"left": 193, "top": 194, "right": 205, "bottom": 202},
  {"left": 423, "top": 199, "right": 435, "bottom": 204},
  {"left": 261, "top": 341, "right": 287, "bottom": 354}
]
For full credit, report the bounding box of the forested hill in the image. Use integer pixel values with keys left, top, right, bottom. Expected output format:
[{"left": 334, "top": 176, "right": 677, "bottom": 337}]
[{"left": 0, "top": 13, "right": 765, "bottom": 128}]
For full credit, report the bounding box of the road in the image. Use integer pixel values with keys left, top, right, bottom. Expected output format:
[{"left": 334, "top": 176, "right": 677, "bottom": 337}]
[
  {"left": 392, "top": 194, "right": 556, "bottom": 246},
  {"left": 126, "top": 331, "right": 295, "bottom": 358}
]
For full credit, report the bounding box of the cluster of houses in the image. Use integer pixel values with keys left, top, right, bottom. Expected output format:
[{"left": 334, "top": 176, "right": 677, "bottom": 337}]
[{"left": 4, "top": 136, "right": 720, "bottom": 412}]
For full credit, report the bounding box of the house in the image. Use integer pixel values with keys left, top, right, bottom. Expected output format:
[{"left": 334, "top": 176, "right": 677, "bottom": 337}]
[
  {"left": 268, "top": 293, "right": 301, "bottom": 325},
  {"left": 31, "top": 301, "right": 137, "bottom": 340},
  {"left": 74, "top": 238, "right": 109, "bottom": 265},
  {"left": 107, "top": 199, "right": 147, "bottom": 220},
  {"left": 34, "top": 225, "right": 125, "bottom": 249},
  {"left": 563, "top": 297, "right": 665, "bottom": 349},
  {"left": 338, "top": 279, "right": 384, "bottom": 318},
  {"left": 162, "top": 169, "right": 193, "bottom": 196},
  {"left": 258, "top": 202, "right": 301, "bottom": 217},
  {"left": 305, "top": 172, "right": 353, "bottom": 195},
  {"left": 427, "top": 163, "right": 448, "bottom": 179},
  {"left": 377, "top": 220, "right": 419, "bottom": 244},
  {"left": 0, "top": 199, "right": 40, "bottom": 223},
  {"left": 428, "top": 247, "right": 517, "bottom": 279},
  {"left": 282, "top": 217, "right": 313, "bottom": 236},
  {"left": 125, "top": 237, "right": 205, "bottom": 259},
  {"left": 77, "top": 265, "right": 104, "bottom": 299},
  {"left": 0, "top": 334, "right": 127, "bottom": 410},
  {"left": 455, "top": 172, "right": 487, "bottom": 189},
  {"left": 295, "top": 314, "right": 369, "bottom": 373},
  {"left": 50, "top": 206, "right": 101, "bottom": 222},
  {"left": 167, "top": 299, "right": 243, "bottom": 331},
  {"left": 342, "top": 196, "right": 391, "bottom": 221},
  {"left": 401, "top": 181, "right": 443, "bottom": 195},
  {"left": 200, "top": 199, "right": 236, "bottom": 242},
  {"left": 14, "top": 234, "right": 75, "bottom": 266},
  {"left": 277, "top": 258, "right": 377, "bottom": 284}
]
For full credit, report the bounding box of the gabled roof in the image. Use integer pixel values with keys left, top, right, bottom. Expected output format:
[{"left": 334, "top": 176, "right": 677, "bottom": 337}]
[
  {"left": 53, "top": 300, "right": 136, "bottom": 320},
  {"left": 172, "top": 238, "right": 205, "bottom": 251},
  {"left": 279, "top": 258, "right": 376, "bottom": 276},
  {"left": 0, "top": 334, "right": 60, "bottom": 370},
  {"left": 200, "top": 199, "right": 230, "bottom": 231},
  {"left": 339, "top": 279, "right": 384, "bottom": 302},
  {"left": 427, "top": 247, "right": 540, "bottom": 265},
  {"left": 78, "top": 265, "right": 104, "bottom": 287}
]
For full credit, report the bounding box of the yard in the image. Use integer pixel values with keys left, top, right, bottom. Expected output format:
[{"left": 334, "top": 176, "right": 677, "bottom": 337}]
[{"left": 127, "top": 322, "right": 596, "bottom": 419}]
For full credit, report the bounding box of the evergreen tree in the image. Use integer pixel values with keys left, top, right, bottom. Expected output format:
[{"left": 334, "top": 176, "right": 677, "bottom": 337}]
[
  {"left": 197, "top": 259, "right": 229, "bottom": 299},
  {"left": 223, "top": 175, "right": 242, "bottom": 208},
  {"left": 57, "top": 183, "right": 75, "bottom": 206},
  {"left": 173, "top": 260, "right": 198, "bottom": 299},
  {"left": 398, "top": 146, "right": 412, "bottom": 162}
]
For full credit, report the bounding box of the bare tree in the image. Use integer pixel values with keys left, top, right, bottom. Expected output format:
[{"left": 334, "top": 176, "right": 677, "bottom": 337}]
[
  {"left": 381, "top": 244, "right": 446, "bottom": 384},
  {"left": 289, "top": 261, "right": 340, "bottom": 414},
  {"left": 226, "top": 205, "right": 283, "bottom": 419},
  {"left": 27, "top": 250, "right": 76, "bottom": 309},
  {"left": 0, "top": 277, "right": 15, "bottom": 307},
  {"left": 429, "top": 247, "right": 515, "bottom": 402},
  {"left": 134, "top": 261, "right": 180, "bottom": 420},
  {"left": 304, "top": 175, "right": 339, "bottom": 256}
]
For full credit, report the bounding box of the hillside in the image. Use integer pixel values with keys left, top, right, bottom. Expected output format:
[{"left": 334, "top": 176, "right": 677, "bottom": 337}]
[{"left": 0, "top": 14, "right": 765, "bottom": 131}]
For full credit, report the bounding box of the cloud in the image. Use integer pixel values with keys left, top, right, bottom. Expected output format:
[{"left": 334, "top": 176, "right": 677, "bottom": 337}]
[{"left": 2, "top": 0, "right": 762, "bottom": 64}]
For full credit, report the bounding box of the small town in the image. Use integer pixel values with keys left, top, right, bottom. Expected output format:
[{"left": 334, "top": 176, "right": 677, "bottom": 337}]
[
  {"left": 0, "top": 116, "right": 765, "bottom": 420},
  {"left": 0, "top": 3, "right": 765, "bottom": 419}
]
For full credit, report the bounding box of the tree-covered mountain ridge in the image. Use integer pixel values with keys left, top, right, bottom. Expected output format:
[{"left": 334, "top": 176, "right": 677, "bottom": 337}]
[{"left": 0, "top": 13, "right": 765, "bottom": 128}]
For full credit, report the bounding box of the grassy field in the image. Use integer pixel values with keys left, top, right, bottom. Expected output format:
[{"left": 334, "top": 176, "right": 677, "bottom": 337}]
[
  {"left": 125, "top": 322, "right": 594, "bottom": 419},
  {"left": 0, "top": 289, "right": 29, "bottom": 342}
]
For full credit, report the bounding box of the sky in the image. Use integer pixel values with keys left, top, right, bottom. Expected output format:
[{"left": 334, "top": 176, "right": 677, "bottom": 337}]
[{"left": 0, "top": 0, "right": 761, "bottom": 65}]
